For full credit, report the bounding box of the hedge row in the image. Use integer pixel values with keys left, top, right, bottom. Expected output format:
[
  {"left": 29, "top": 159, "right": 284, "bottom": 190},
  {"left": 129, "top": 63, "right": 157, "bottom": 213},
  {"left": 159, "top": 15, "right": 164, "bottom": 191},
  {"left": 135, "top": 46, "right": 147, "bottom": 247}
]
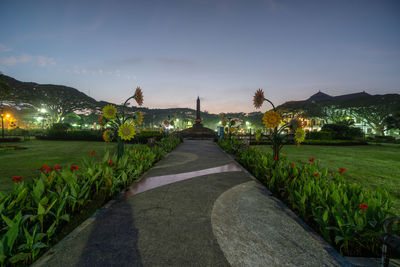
[
  {"left": 36, "top": 130, "right": 165, "bottom": 143},
  {"left": 249, "top": 139, "right": 368, "bottom": 146}
]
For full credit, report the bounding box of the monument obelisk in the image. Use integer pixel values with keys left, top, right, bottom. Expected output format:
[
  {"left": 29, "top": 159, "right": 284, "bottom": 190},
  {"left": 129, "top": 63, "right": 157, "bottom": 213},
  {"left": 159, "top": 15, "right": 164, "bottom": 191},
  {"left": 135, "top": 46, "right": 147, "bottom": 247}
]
[
  {"left": 194, "top": 96, "right": 202, "bottom": 127},
  {"left": 181, "top": 96, "right": 216, "bottom": 138}
]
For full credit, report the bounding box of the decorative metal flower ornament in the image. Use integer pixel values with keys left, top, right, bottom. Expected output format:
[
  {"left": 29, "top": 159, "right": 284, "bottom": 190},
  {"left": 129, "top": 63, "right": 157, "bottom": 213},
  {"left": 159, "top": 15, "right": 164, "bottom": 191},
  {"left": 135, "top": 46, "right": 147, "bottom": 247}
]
[
  {"left": 100, "top": 87, "right": 144, "bottom": 158},
  {"left": 253, "top": 89, "right": 305, "bottom": 162}
]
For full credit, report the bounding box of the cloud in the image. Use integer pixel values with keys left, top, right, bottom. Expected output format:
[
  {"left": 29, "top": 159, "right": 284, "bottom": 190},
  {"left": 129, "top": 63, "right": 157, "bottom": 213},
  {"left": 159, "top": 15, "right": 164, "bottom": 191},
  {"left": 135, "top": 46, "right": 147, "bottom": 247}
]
[
  {"left": 0, "top": 44, "right": 12, "bottom": 52},
  {"left": 108, "top": 57, "right": 143, "bottom": 66},
  {"left": 108, "top": 56, "right": 195, "bottom": 67},
  {"left": 37, "top": 56, "right": 56, "bottom": 67},
  {"left": 155, "top": 57, "right": 194, "bottom": 66},
  {"left": 0, "top": 54, "right": 55, "bottom": 67},
  {"left": 0, "top": 54, "right": 32, "bottom": 65}
]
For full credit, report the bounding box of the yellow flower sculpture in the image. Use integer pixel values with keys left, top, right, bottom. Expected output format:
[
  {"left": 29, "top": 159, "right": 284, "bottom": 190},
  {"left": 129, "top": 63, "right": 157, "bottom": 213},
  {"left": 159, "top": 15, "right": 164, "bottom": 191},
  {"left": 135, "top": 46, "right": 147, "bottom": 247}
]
[
  {"left": 133, "top": 87, "right": 144, "bottom": 106},
  {"left": 295, "top": 128, "right": 305, "bottom": 145},
  {"left": 103, "top": 129, "right": 113, "bottom": 142},
  {"left": 103, "top": 104, "right": 117, "bottom": 119},
  {"left": 118, "top": 123, "right": 136, "bottom": 140},
  {"left": 135, "top": 111, "right": 144, "bottom": 125},
  {"left": 289, "top": 118, "right": 302, "bottom": 132},
  {"left": 230, "top": 126, "right": 236, "bottom": 133},
  {"left": 253, "top": 89, "right": 265, "bottom": 109},
  {"left": 262, "top": 110, "right": 282, "bottom": 128}
]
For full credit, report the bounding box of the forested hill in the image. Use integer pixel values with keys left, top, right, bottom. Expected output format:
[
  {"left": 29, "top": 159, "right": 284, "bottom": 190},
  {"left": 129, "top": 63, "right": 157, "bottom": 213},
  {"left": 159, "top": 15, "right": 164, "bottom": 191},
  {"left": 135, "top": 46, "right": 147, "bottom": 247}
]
[
  {"left": 277, "top": 90, "right": 400, "bottom": 116},
  {"left": 0, "top": 74, "right": 264, "bottom": 128}
]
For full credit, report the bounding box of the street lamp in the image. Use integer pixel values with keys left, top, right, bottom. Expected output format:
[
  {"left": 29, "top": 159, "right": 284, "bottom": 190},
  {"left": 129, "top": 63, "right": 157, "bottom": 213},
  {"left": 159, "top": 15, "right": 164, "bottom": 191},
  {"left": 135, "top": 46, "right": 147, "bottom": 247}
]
[
  {"left": 1, "top": 113, "right": 11, "bottom": 138},
  {"left": 1, "top": 114, "right": 4, "bottom": 138}
]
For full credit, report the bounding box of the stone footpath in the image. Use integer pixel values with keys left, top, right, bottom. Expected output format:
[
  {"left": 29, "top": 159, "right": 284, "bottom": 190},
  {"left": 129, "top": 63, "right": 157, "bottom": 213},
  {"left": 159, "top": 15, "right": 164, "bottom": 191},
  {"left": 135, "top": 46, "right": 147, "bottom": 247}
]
[{"left": 33, "top": 140, "right": 350, "bottom": 267}]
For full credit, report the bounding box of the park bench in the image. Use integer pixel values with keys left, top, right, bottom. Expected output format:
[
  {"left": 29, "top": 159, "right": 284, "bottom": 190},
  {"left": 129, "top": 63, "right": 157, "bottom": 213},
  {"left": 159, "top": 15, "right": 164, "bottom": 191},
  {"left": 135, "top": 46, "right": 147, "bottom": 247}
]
[{"left": 381, "top": 217, "right": 400, "bottom": 267}]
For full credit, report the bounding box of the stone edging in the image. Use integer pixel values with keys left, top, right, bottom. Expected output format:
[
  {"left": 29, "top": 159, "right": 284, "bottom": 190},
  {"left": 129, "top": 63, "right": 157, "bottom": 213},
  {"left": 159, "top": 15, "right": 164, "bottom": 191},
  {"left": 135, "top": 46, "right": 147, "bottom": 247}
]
[
  {"left": 32, "top": 151, "right": 175, "bottom": 266},
  {"left": 214, "top": 142, "right": 352, "bottom": 267}
]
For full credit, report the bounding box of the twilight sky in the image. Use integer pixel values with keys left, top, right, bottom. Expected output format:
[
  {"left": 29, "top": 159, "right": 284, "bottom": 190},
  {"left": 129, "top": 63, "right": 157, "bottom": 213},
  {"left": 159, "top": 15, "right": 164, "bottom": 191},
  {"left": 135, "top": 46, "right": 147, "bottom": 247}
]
[{"left": 1, "top": 0, "right": 399, "bottom": 113}]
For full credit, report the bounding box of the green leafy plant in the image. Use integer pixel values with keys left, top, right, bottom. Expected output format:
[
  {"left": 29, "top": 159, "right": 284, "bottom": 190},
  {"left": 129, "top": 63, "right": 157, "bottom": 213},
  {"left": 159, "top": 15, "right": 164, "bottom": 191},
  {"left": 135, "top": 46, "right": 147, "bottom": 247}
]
[
  {"left": 220, "top": 142, "right": 393, "bottom": 257},
  {"left": 0, "top": 136, "right": 181, "bottom": 266}
]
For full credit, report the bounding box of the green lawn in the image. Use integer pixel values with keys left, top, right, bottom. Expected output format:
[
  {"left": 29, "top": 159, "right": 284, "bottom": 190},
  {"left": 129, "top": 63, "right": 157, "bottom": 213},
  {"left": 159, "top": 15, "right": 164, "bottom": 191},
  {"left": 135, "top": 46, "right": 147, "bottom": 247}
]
[
  {"left": 262, "top": 143, "right": 400, "bottom": 214},
  {"left": 0, "top": 140, "right": 118, "bottom": 192}
]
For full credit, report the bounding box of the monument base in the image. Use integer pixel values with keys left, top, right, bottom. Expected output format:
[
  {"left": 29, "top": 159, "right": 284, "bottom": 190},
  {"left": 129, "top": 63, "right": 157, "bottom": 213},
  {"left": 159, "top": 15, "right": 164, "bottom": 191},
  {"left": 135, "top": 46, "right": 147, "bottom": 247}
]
[{"left": 181, "top": 124, "right": 216, "bottom": 139}]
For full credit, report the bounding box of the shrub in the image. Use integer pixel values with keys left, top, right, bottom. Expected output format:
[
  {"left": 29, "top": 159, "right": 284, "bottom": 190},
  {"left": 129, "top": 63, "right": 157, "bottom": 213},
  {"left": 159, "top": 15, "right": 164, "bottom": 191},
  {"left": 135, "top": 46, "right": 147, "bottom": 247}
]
[
  {"left": 373, "top": 136, "right": 396, "bottom": 143},
  {"left": 321, "top": 123, "right": 363, "bottom": 140},
  {"left": 0, "top": 136, "right": 181, "bottom": 266},
  {"left": 219, "top": 142, "right": 393, "bottom": 257},
  {"left": 133, "top": 130, "right": 165, "bottom": 144},
  {"left": 218, "top": 138, "right": 243, "bottom": 154},
  {"left": 37, "top": 129, "right": 168, "bottom": 143},
  {"left": 37, "top": 130, "right": 103, "bottom": 141},
  {"left": 0, "top": 137, "right": 21, "bottom": 142},
  {"left": 303, "top": 140, "right": 368, "bottom": 146},
  {"left": 307, "top": 131, "right": 332, "bottom": 140},
  {"left": 156, "top": 135, "right": 182, "bottom": 152},
  {"left": 49, "top": 123, "right": 71, "bottom": 132}
]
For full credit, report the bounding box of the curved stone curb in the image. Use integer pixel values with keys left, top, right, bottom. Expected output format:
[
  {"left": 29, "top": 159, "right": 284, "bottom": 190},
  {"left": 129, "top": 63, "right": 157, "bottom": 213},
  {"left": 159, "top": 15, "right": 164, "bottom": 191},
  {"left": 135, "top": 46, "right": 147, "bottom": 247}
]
[
  {"left": 214, "top": 144, "right": 351, "bottom": 267},
  {"left": 31, "top": 150, "right": 177, "bottom": 267},
  {"left": 212, "top": 181, "right": 342, "bottom": 266}
]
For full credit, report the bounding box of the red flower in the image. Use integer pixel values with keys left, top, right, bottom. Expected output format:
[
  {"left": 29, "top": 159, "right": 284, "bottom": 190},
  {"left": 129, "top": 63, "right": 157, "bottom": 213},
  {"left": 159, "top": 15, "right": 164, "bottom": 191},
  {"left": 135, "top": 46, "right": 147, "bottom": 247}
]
[
  {"left": 40, "top": 164, "right": 51, "bottom": 174},
  {"left": 12, "top": 176, "right": 23, "bottom": 183},
  {"left": 339, "top": 168, "right": 346, "bottom": 174},
  {"left": 359, "top": 203, "right": 368, "bottom": 212},
  {"left": 109, "top": 159, "right": 113, "bottom": 165},
  {"left": 291, "top": 162, "right": 295, "bottom": 168},
  {"left": 274, "top": 156, "right": 278, "bottom": 161},
  {"left": 142, "top": 156, "right": 145, "bottom": 161},
  {"left": 70, "top": 164, "right": 79, "bottom": 171},
  {"left": 89, "top": 150, "right": 95, "bottom": 156},
  {"left": 53, "top": 164, "right": 62, "bottom": 171},
  {"left": 164, "top": 120, "right": 169, "bottom": 126},
  {"left": 313, "top": 173, "right": 319, "bottom": 178},
  {"left": 309, "top": 157, "right": 315, "bottom": 163}
]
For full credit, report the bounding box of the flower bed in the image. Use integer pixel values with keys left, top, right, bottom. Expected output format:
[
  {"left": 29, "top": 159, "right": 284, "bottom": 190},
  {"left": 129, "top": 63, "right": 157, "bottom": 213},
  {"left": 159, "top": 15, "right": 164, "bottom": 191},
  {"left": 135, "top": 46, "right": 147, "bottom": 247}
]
[
  {"left": 0, "top": 136, "right": 181, "bottom": 266},
  {"left": 218, "top": 138, "right": 393, "bottom": 257}
]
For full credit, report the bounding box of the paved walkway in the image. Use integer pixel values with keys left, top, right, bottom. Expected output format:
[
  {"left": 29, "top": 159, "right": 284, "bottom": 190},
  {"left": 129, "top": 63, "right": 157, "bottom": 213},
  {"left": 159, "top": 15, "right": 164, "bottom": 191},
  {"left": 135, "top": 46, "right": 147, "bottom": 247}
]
[{"left": 33, "top": 140, "right": 349, "bottom": 267}]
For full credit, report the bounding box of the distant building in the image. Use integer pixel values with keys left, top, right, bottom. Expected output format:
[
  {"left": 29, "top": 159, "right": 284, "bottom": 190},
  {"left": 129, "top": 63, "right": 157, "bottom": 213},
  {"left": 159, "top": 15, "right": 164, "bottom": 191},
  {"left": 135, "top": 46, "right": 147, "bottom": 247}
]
[{"left": 277, "top": 91, "right": 400, "bottom": 137}]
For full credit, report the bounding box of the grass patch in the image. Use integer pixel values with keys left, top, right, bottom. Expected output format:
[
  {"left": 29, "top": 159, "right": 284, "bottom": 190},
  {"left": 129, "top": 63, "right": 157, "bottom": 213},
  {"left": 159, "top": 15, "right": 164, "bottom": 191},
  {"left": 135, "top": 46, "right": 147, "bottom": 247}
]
[
  {"left": 0, "top": 139, "right": 117, "bottom": 192},
  {"left": 261, "top": 143, "right": 400, "bottom": 215}
]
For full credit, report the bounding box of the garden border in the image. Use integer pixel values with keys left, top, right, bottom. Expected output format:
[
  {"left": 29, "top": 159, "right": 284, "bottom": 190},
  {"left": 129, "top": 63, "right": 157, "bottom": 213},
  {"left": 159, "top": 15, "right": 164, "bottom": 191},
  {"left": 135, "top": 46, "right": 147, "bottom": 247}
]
[
  {"left": 215, "top": 144, "right": 352, "bottom": 267},
  {"left": 31, "top": 151, "right": 174, "bottom": 266}
]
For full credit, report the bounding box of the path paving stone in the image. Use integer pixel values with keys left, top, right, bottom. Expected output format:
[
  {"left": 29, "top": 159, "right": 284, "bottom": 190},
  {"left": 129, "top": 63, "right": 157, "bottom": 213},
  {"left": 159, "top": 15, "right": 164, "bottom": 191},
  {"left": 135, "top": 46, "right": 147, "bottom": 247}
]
[{"left": 33, "top": 140, "right": 349, "bottom": 267}]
